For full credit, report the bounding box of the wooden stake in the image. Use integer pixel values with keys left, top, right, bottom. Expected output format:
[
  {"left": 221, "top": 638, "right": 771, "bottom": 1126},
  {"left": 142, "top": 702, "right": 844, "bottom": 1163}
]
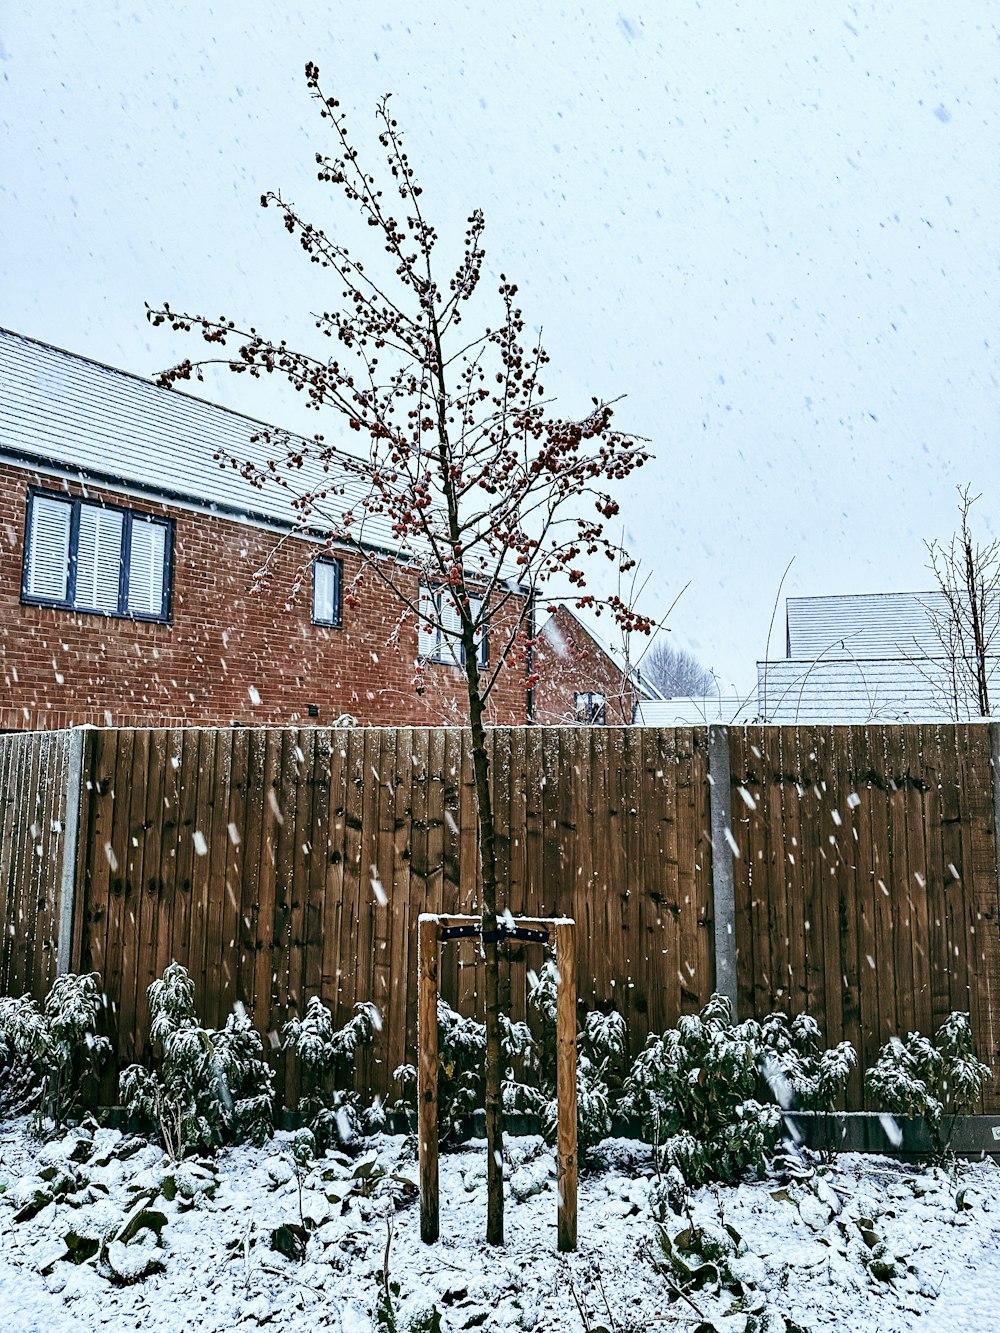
[
  {"left": 555, "top": 918, "right": 578, "bottom": 1251},
  {"left": 418, "top": 914, "right": 440, "bottom": 1243},
  {"left": 417, "top": 911, "right": 578, "bottom": 1249}
]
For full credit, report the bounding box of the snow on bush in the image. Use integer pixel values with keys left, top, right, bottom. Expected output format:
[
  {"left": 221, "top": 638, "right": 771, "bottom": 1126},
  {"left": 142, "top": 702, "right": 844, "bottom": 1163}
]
[
  {"left": 119, "top": 962, "right": 274, "bottom": 1158},
  {"left": 282, "top": 996, "right": 384, "bottom": 1150},
  {"left": 394, "top": 997, "right": 535, "bottom": 1143},
  {"left": 0, "top": 1021, "right": 42, "bottom": 1120},
  {"left": 0, "top": 972, "right": 110, "bottom": 1129},
  {"left": 758, "top": 1012, "right": 857, "bottom": 1115},
  {"left": 0, "top": 1121, "right": 171, "bottom": 1284},
  {"left": 509, "top": 958, "right": 629, "bottom": 1158},
  {"left": 865, "top": 1010, "right": 992, "bottom": 1161},
  {"left": 623, "top": 993, "right": 782, "bottom": 1188}
]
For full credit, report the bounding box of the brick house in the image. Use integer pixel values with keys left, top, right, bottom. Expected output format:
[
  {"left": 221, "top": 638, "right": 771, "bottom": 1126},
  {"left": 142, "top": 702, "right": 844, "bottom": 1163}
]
[
  {"left": 0, "top": 329, "right": 535, "bottom": 731},
  {"left": 532, "top": 603, "right": 660, "bottom": 724}
]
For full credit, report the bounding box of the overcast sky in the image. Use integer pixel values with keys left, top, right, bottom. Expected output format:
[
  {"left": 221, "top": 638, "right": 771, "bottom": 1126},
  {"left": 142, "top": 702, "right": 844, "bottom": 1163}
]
[{"left": 2, "top": 3, "right": 997, "bottom": 693}]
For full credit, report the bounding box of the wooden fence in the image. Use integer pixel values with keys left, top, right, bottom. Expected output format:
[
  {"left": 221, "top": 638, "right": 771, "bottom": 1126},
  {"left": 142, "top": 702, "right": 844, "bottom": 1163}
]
[
  {"left": 1, "top": 723, "right": 999, "bottom": 1113},
  {"left": 729, "top": 724, "right": 1000, "bottom": 1110},
  {"left": 0, "top": 729, "right": 76, "bottom": 1000},
  {"left": 73, "top": 725, "right": 713, "bottom": 1105}
]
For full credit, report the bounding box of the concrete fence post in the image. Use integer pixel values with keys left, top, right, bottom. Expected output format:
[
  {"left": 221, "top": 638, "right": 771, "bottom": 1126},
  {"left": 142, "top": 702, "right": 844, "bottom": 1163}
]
[
  {"left": 990, "top": 723, "right": 1000, "bottom": 922},
  {"left": 708, "top": 723, "right": 739, "bottom": 1016},
  {"left": 56, "top": 728, "right": 85, "bottom": 975}
]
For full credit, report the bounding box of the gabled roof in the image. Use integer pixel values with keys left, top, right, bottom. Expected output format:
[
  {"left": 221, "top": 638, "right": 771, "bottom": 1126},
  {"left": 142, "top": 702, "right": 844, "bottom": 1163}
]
[
  {"left": 755, "top": 656, "right": 972, "bottom": 723},
  {"left": 538, "top": 604, "right": 666, "bottom": 701},
  {"left": 634, "top": 696, "right": 752, "bottom": 726},
  {"left": 757, "top": 591, "right": 1000, "bottom": 722},
  {"left": 0, "top": 327, "right": 397, "bottom": 551},
  {"left": 784, "top": 591, "right": 949, "bottom": 659}
]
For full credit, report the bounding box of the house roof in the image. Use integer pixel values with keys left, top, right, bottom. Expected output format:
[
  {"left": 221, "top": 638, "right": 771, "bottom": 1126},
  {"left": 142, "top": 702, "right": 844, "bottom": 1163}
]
[
  {"left": 537, "top": 604, "right": 667, "bottom": 701},
  {"left": 784, "top": 591, "right": 950, "bottom": 659},
  {"left": 0, "top": 326, "right": 397, "bottom": 552},
  {"left": 634, "top": 696, "right": 753, "bottom": 726},
  {"left": 756, "top": 591, "right": 1000, "bottom": 722},
  {"left": 755, "top": 655, "right": 995, "bottom": 723}
]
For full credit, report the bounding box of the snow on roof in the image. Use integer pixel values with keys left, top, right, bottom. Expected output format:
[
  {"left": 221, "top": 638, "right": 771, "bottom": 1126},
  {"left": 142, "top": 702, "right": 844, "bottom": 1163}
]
[
  {"left": 759, "top": 591, "right": 1000, "bottom": 722},
  {"left": 754, "top": 656, "right": 991, "bottom": 723},
  {"left": 634, "top": 696, "right": 753, "bottom": 726},
  {"left": 0, "top": 326, "right": 397, "bottom": 552},
  {"left": 784, "top": 591, "right": 951, "bottom": 659}
]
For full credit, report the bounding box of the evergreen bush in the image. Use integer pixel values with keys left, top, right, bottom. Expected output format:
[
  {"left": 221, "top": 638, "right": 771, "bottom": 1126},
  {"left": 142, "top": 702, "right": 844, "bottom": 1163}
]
[
  {"left": 865, "top": 1011, "right": 992, "bottom": 1161},
  {"left": 120, "top": 963, "right": 273, "bottom": 1158},
  {"left": 512, "top": 959, "right": 629, "bottom": 1158},
  {"left": 758, "top": 1011, "right": 857, "bottom": 1114},
  {"left": 0, "top": 973, "right": 110, "bottom": 1129},
  {"left": 623, "top": 993, "right": 781, "bottom": 1186},
  {"left": 282, "top": 996, "right": 383, "bottom": 1149},
  {"left": 393, "top": 998, "right": 534, "bottom": 1143}
]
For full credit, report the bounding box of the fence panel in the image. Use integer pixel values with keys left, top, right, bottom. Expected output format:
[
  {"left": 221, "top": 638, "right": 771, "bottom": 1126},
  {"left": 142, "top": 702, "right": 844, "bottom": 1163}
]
[
  {"left": 10, "top": 721, "right": 998, "bottom": 1115},
  {"left": 73, "top": 725, "right": 715, "bottom": 1104},
  {"left": 0, "top": 730, "right": 72, "bottom": 1001},
  {"left": 729, "top": 724, "right": 1000, "bottom": 1112}
]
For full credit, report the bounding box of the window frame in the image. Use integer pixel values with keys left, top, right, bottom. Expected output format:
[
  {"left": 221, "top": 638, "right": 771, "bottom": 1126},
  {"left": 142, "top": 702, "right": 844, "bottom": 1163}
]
[
  {"left": 20, "top": 487, "right": 174, "bottom": 624},
  {"left": 311, "top": 556, "right": 344, "bottom": 629},
  {"left": 419, "top": 583, "right": 489, "bottom": 669}
]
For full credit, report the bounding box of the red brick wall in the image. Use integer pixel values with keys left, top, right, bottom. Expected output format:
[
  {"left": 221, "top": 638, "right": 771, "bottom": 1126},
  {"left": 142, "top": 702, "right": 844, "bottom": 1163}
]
[
  {"left": 0, "top": 461, "right": 529, "bottom": 730},
  {"left": 532, "top": 604, "right": 635, "bottom": 725}
]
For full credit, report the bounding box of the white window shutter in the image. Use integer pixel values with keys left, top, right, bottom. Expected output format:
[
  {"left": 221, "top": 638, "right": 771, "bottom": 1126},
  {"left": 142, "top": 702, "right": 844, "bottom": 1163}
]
[
  {"left": 127, "top": 518, "right": 166, "bottom": 617},
  {"left": 76, "top": 505, "right": 123, "bottom": 612},
  {"left": 418, "top": 585, "right": 438, "bottom": 659},
  {"left": 25, "top": 496, "right": 72, "bottom": 601}
]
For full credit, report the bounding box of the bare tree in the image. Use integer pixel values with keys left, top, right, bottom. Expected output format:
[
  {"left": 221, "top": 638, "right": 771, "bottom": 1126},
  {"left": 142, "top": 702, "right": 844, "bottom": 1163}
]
[
  {"left": 641, "top": 638, "right": 714, "bottom": 697},
  {"left": 924, "top": 485, "right": 1000, "bottom": 719},
  {"left": 147, "top": 64, "right": 652, "bottom": 1244}
]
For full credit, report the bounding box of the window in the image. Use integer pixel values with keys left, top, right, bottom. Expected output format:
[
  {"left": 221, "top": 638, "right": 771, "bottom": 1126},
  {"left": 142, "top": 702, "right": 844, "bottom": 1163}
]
[
  {"left": 21, "top": 490, "right": 172, "bottom": 622},
  {"left": 312, "top": 557, "right": 342, "bottom": 627},
  {"left": 574, "top": 691, "right": 606, "bottom": 725},
  {"left": 418, "top": 584, "right": 488, "bottom": 667}
]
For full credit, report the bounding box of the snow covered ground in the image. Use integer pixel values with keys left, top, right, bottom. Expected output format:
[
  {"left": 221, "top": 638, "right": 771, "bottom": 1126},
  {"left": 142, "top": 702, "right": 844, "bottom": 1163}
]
[{"left": 1, "top": 1119, "right": 998, "bottom": 1332}]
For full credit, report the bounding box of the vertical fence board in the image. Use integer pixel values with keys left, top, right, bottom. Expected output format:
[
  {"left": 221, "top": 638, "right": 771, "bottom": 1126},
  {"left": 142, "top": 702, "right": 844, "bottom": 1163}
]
[{"left": 0, "top": 733, "right": 70, "bottom": 1000}]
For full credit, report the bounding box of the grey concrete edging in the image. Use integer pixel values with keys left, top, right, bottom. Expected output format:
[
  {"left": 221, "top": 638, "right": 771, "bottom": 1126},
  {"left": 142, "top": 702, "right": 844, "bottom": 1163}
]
[{"left": 784, "top": 1111, "right": 1000, "bottom": 1158}]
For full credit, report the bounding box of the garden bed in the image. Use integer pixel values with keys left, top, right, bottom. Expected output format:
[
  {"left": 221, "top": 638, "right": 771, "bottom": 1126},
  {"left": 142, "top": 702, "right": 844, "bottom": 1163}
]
[{"left": 2, "top": 1120, "right": 999, "bottom": 1332}]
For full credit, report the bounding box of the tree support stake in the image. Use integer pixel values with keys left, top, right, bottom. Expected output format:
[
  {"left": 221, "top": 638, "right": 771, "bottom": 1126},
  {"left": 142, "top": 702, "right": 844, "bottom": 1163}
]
[{"left": 417, "top": 912, "right": 578, "bottom": 1250}]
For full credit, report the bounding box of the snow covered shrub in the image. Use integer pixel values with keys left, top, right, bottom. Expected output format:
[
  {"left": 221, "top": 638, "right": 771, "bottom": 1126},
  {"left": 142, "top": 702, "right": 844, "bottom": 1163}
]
[
  {"left": 282, "top": 996, "right": 382, "bottom": 1150},
  {"left": 623, "top": 993, "right": 781, "bottom": 1187},
  {"left": 0, "top": 1024, "right": 42, "bottom": 1120},
  {"left": 759, "top": 1012, "right": 857, "bottom": 1113},
  {"left": 759, "top": 1011, "right": 857, "bottom": 1159},
  {"left": 393, "top": 998, "right": 534, "bottom": 1142},
  {"left": 512, "top": 958, "right": 629, "bottom": 1158},
  {"left": 0, "top": 973, "right": 110, "bottom": 1130},
  {"left": 865, "top": 1011, "right": 992, "bottom": 1161},
  {"left": 120, "top": 963, "right": 274, "bottom": 1159}
]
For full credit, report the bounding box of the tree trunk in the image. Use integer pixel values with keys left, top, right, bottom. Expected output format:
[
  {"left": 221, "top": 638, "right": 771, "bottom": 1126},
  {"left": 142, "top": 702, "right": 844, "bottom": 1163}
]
[{"left": 465, "top": 660, "right": 504, "bottom": 1244}]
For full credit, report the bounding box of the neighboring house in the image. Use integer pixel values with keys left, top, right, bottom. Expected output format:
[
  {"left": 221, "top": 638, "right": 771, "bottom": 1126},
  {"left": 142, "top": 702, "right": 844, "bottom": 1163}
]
[
  {"left": 532, "top": 603, "right": 663, "bottom": 724},
  {"left": 0, "top": 328, "right": 532, "bottom": 731},
  {"left": 633, "top": 695, "right": 754, "bottom": 726},
  {"left": 756, "top": 591, "right": 1000, "bottom": 723}
]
